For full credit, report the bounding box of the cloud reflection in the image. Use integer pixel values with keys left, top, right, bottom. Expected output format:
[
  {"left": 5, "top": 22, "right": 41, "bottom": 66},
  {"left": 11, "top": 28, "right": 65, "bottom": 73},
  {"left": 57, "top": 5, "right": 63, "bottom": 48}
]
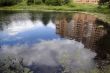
[
  {"left": 3, "top": 20, "right": 55, "bottom": 35},
  {"left": 1, "top": 39, "right": 96, "bottom": 71}
]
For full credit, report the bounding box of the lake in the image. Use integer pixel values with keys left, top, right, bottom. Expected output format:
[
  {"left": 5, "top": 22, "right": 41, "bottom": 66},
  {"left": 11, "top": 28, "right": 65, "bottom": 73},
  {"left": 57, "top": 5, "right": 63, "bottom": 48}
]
[{"left": 0, "top": 11, "right": 110, "bottom": 73}]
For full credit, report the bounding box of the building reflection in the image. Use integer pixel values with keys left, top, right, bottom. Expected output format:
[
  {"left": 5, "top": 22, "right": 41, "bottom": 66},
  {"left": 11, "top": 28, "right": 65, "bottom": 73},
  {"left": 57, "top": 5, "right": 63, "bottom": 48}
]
[{"left": 56, "top": 13, "right": 107, "bottom": 50}]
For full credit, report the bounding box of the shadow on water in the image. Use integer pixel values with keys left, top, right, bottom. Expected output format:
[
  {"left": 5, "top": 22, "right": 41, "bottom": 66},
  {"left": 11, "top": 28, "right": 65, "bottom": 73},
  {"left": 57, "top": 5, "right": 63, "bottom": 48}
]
[
  {"left": 95, "top": 19, "right": 110, "bottom": 59},
  {"left": 29, "top": 64, "right": 63, "bottom": 73},
  {"left": 94, "top": 20, "right": 110, "bottom": 68}
]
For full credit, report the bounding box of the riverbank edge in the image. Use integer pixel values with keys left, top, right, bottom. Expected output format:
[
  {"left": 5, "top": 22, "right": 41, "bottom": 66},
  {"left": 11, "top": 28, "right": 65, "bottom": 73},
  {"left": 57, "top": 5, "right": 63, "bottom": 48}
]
[{"left": 0, "top": 9, "right": 110, "bottom": 25}]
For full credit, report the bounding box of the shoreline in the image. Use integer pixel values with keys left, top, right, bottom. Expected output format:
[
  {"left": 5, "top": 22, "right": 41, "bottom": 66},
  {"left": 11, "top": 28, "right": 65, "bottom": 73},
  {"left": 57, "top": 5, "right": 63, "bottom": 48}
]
[{"left": 0, "top": 9, "right": 109, "bottom": 25}]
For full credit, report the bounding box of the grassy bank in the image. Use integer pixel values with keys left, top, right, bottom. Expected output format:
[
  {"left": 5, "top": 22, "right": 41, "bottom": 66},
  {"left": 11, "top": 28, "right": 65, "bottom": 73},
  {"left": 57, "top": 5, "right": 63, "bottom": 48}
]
[
  {"left": 0, "top": 3, "right": 105, "bottom": 12},
  {"left": 0, "top": 2, "right": 110, "bottom": 24},
  {"left": 0, "top": 2, "right": 109, "bottom": 13}
]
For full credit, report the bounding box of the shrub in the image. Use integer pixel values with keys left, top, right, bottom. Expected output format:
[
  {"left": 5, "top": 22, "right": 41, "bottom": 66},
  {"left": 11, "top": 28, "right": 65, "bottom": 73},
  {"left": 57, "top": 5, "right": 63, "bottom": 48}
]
[
  {"left": 27, "top": 0, "right": 71, "bottom": 6},
  {"left": 27, "top": 0, "right": 43, "bottom": 5},
  {"left": 45, "top": 0, "right": 70, "bottom": 6},
  {"left": 45, "top": 0, "right": 58, "bottom": 5},
  {"left": 0, "top": 0, "right": 22, "bottom": 6}
]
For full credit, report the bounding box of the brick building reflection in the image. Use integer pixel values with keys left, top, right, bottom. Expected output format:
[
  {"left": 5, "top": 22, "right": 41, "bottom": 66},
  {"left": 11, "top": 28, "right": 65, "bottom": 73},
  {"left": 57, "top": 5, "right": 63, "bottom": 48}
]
[{"left": 55, "top": 13, "right": 107, "bottom": 50}]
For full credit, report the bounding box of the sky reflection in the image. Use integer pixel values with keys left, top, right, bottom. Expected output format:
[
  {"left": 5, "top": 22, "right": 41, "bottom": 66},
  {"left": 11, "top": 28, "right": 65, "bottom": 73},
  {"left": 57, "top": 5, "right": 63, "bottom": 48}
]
[
  {"left": 0, "top": 39, "right": 96, "bottom": 72},
  {"left": 0, "top": 17, "right": 60, "bottom": 46},
  {"left": 0, "top": 11, "right": 109, "bottom": 73}
]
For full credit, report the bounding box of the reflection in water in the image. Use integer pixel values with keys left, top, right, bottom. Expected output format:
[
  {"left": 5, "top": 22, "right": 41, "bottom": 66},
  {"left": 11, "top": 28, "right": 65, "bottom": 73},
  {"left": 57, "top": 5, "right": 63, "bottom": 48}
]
[
  {"left": 0, "top": 12, "right": 60, "bottom": 46},
  {"left": 95, "top": 20, "right": 110, "bottom": 60},
  {"left": 55, "top": 13, "right": 110, "bottom": 68},
  {"left": 1, "top": 40, "right": 96, "bottom": 73},
  {"left": 56, "top": 13, "right": 107, "bottom": 50},
  {"left": 0, "top": 11, "right": 110, "bottom": 73}
]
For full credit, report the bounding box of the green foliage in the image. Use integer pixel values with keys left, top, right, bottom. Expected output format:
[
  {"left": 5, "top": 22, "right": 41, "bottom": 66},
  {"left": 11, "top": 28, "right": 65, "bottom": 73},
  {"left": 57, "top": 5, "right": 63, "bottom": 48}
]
[
  {"left": 27, "top": 0, "right": 43, "bottom": 5},
  {"left": 98, "top": 0, "right": 110, "bottom": 8},
  {"left": 0, "top": 0, "right": 71, "bottom": 6},
  {"left": 42, "top": 0, "right": 46, "bottom": 3},
  {"left": 45, "top": 0, "right": 69, "bottom": 6},
  {"left": 45, "top": 0, "right": 58, "bottom": 5},
  {"left": 0, "top": 0, "right": 22, "bottom": 6}
]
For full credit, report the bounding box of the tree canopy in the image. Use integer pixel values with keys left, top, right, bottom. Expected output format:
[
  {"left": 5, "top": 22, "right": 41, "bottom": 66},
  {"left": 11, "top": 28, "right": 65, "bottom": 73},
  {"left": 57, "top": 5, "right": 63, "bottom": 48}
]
[
  {"left": 0, "top": 0, "right": 71, "bottom": 6},
  {"left": 0, "top": 0, "right": 22, "bottom": 6},
  {"left": 98, "top": 0, "right": 110, "bottom": 8}
]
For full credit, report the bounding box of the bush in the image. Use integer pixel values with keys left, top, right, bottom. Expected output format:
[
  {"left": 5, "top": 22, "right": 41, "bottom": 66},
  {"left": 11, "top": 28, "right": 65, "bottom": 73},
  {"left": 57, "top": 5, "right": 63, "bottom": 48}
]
[
  {"left": 27, "top": 0, "right": 71, "bottom": 6},
  {"left": 45, "top": 0, "right": 70, "bottom": 6},
  {"left": 45, "top": 0, "right": 57, "bottom": 5},
  {"left": 0, "top": 0, "right": 22, "bottom": 6},
  {"left": 27, "top": 0, "right": 43, "bottom": 5}
]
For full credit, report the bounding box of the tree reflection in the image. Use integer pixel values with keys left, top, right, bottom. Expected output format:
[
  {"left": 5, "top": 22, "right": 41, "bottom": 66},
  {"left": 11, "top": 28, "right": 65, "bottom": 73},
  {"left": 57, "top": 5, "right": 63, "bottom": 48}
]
[
  {"left": 0, "top": 11, "right": 18, "bottom": 31},
  {"left": 42, "top": 12, "right": 51, "bottom": 25},
  {"left": 95, "top": 20, "right": 110, "bottom": 60}
]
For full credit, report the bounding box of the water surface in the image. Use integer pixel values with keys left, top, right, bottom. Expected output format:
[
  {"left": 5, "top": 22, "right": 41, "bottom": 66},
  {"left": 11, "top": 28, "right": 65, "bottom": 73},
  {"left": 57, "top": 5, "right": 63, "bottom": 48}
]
[{"left": 0, "top": 11, "right": 110, "bottom": 73}]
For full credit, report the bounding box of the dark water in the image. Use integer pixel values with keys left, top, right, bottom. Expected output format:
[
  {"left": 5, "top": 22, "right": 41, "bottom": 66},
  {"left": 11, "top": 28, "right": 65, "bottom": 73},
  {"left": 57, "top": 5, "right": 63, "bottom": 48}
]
[{"left": 0, "top": 11, "right": 110, "bottom": 73}]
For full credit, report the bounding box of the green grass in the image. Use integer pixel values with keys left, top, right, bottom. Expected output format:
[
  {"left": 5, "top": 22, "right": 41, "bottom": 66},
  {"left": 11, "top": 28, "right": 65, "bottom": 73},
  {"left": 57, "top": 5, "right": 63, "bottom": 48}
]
[
  {"left": 0, "top": 2, "right": 109, "bottom": 14},
  {"left": 0, "top": 2, "right": 107, "bottom": 13},
  {"left": 0, "top": 2, "right": 110, "bottom": 24},
  {"left": 0, "top": 1, "right": 109, "bottom": 13}
]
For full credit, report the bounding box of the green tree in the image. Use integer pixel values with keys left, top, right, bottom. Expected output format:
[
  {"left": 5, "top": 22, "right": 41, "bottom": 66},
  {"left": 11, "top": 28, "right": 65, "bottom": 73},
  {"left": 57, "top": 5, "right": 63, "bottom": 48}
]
[
  {"left": 27, "top": 0, "right": 43, "bottom": 5},
  {"left": 98, "top": 0, "right": 110, "bottom": 8},
  {"left": 45, "top": 0, "right": 66, "bottom": 5},
  {"left": 0, "top": 0, "right": 22, "bottom": 6},
  {"left": 42, "top": 0, "right": 46, "bottom": 3}
]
